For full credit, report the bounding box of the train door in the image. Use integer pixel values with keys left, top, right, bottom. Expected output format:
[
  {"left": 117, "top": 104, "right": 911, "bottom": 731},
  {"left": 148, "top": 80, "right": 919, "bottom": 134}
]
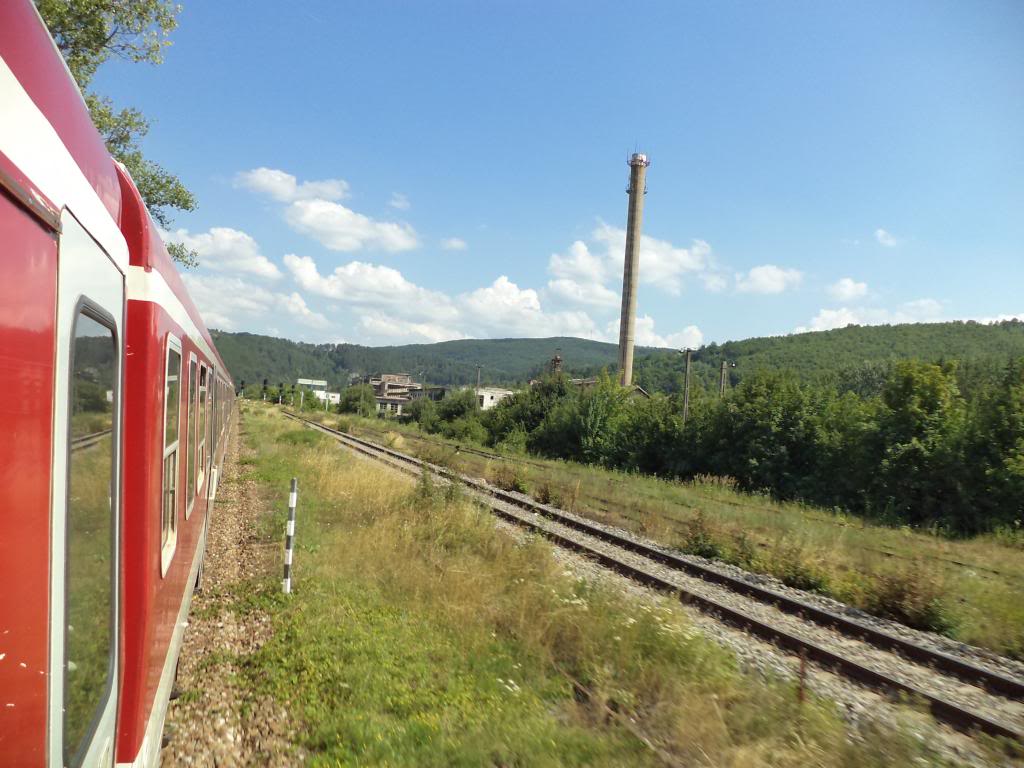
[{"left": 49, "top": 210, "right": 123, "bottom": 768}]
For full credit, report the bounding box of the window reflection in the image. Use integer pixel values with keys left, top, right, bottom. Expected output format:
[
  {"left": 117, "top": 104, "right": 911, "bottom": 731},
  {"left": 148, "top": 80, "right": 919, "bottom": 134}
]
[{"left": 64, "top": 312, "right": 116, "bottom": 765}]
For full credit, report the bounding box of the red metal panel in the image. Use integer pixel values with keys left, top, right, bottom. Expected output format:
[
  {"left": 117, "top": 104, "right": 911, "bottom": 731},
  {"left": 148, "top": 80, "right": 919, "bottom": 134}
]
[
  {"left": 115, "top": 167, "right": 232, "bottom": 379},
  {"left": 0, "top": 1, "right": 121, "bottom": 224},
  {"left": 117, "top": 302, "right": 213, "bottom": 762},
  {"left": 0, "top": 190, "right": 58, "bottom": 767}
]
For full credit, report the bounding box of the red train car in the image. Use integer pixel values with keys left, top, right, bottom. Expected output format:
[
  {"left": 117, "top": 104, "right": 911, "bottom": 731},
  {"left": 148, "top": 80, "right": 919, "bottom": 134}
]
[{"left": 0, "top": 3, "right": 234, "bottom": 766}]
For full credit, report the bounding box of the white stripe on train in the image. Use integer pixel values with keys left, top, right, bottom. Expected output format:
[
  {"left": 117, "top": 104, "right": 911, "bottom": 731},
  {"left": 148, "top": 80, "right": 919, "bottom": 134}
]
[
  {"left": 126, "top": 266, "right": 222, "bottom": 374},
  {"left": 0, "top": 54, "right": 128, "bottom": 270}
]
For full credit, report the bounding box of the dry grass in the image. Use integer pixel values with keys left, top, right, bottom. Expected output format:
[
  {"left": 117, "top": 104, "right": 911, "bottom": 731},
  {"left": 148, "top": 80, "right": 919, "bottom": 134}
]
[
  {"left": 237, "top": 403, "right": 962, "bottom": 766},
  {"left": 325, "top": 411, "right": 1024, "bottom": 657}
]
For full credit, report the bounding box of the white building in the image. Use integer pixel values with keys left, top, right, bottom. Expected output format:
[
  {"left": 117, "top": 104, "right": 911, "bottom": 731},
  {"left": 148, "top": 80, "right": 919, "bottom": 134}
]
[
  {"left": 313, "top": 389, "right": 341, "bottom": 405},
  {"left": 476, "top": 387, "right": 514, "bottom": 411}
]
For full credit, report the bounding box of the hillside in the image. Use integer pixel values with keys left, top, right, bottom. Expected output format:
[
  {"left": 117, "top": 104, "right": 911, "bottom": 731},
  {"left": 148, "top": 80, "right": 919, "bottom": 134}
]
[
  {"left": 632, "top": 319, "right": 1024, "bottom": 396},
  {"left": 213, "top": 319, "right": 1024, "bottom": 393},
  {"left": 211, "top": 332, "right": 640, "bottom": 389}
]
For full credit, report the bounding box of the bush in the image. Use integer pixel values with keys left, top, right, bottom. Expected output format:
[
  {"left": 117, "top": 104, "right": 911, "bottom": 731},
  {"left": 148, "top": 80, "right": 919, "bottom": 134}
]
[
  {"left": 860, "top": 567, "right": 957, "bottom": 635},
  {"left": 441, "top": 416, "right": 488, "bottom": 444},
  {"left": 533, "top": 482, "right": 564, "bottom": 508},
  {"left": 766, "top": 544, "right": 829, "bottom": 593},
  {"left": 490, "top": 464, "right": 529, "bottom": 494},
  {"left": 681, "top": 511, "right": 723, "bottom": 560}
]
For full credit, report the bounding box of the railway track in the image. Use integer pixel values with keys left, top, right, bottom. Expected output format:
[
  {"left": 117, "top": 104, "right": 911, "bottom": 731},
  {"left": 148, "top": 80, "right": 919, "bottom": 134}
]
[
  {"left": 358, "top": 425, "right": 1022, "bottom": 582},
  {"left": 70, "top": 427, "right": 112, "bottom": 452},
  {"left": 282, "top": 410, "right": 1024, "bottom": 745}
]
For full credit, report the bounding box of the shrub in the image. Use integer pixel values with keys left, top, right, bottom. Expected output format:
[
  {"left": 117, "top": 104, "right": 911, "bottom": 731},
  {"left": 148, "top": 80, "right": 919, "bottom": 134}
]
[
  {"left": 681, "top": 511, "right": 723, "bottom": 560},
  {"left": 767, "top": 544, "right": 829, "bottom": 593},
  {"left": 490, "top": 464, "right": 529, "bottom": 494},
  {"left": 860, "top": 567, "right": 957, "bottom": 635},
  {"left": 440, "top": 416, "right": 487, "bottom": 444},
  {"left": 533, "top": 481, "right": 564, "bottom": 508}
]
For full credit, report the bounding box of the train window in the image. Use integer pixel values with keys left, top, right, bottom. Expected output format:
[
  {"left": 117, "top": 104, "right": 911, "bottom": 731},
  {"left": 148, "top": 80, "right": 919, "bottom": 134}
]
[
  {"left": 209, "top": 368, "right": 217, "bottom": 467},
  {"left": 186, "top": 355, "right": 197, "bottom": 515},
  {"left": 197, "top": 365, "right": 207, "bottom": 493},
  {"left": 64, "top": 310, "right": 117, "bottom": 765},
  {"left": 161, "top": 338, "right": 181, "bottom": 575}
]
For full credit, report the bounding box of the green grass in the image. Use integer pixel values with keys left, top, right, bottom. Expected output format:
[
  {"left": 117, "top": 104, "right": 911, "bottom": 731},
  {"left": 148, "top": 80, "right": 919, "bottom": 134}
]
[
  {"left": 231, "top": 403, "right": 964, "bottom": 766},
  {"left": 313, "top": 410, "right": 1024, "bottom": 658}
]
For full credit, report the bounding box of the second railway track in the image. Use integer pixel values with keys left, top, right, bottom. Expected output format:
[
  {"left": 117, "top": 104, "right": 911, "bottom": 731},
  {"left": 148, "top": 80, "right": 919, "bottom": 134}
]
[{"left": 282, "top": 410, "right": 1024, "bottom": 746}]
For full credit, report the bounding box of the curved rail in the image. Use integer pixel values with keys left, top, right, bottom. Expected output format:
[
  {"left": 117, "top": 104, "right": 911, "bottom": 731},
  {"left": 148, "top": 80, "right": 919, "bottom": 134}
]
[{"left": 283, "top": 410, "right": 1024, "bottom": 744}]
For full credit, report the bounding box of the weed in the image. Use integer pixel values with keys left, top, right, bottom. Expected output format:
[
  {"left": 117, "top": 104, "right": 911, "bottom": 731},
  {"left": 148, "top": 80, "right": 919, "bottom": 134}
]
[
  {"left": 534, "top": 482, "right": 564, "bottom": 508},
  {"left": 860, "top": 567, "right": 958, "bottom": 635},
  {"left": 767, "top": 544, "right": 830, "bottom": 593},
  {"left": 681, "top": 511, "right": 723, "bottom": 560},
  {"left": 490, "top": 464, "right": 529, "bottom": 494},
  {"left": 728, "top": 530, "right": 758, "bottom": 569},
  {"left": 275, "top": 429, "right": 322, "bottom": 447}
]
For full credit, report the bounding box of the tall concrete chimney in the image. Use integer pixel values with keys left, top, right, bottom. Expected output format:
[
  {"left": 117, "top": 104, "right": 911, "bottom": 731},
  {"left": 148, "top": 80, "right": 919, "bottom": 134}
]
[{"left": 617, "top": 152, "right": 650, "bottom": 387}]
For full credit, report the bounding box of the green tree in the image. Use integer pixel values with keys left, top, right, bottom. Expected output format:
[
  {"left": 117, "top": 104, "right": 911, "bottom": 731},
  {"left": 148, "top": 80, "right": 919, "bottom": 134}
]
[
  {"left": 338, "top": 384, "right": 376, "bottom": 418},
  {"left": 874, "top": 361, "right": 969, "bottom": 529},
  {"left": 37, "top": 0, "right": 198, "bottom": 266}
]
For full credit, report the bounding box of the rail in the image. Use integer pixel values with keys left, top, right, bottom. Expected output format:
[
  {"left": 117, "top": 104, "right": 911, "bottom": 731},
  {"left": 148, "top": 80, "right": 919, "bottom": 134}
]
[
  {"left": 281, "top": 410, "right": 1024, "bottom": 744},
  {"left": 70, "top": 428, "right": 112, "bottom": 452}
]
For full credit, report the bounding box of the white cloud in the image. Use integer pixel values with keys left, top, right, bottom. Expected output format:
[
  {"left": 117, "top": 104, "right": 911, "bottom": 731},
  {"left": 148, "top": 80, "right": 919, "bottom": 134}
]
[
  {"left": 235, "top": 167, "right": 349, "bottom": 203},
  {"left": 284, "top": 254, "right": 455, "bottom": 322},
  {"left": 285, "top": 199, "right": 418, "bottom": 252},
  {"left": 827, "top": 277, "right": 868, "bottom": 302},
  {"left": 702, "top": 273, "right": 729, "bottom": 293},
  {"left": 389, "top": 192, "right": 410, "bottom": 210},
  {"left": 735, "top": 264, "right": 803, "bottom": 294},
  {"left": 595, "top": 223, "right": 714, "bottom": 295},
  {"left": 181, "top": 274, "right": 326, "bottom": 332},
  {"left": 797, "top": 298, "right": 943, "bottom": 332},
  {"left": 277, "top": 291, "right": 329, "bottom": 329},
  {"left": 458, "top": 276, "right": 604, "bottom": 339},
  {"left": 875, "top": 228, "right": 898, "bottom": 248},
  {"left": 605, "top": 315, "right": 703, "bottom": 349},
  {"left": 358, "top": 313, "right": 466, "bottom": 343},
  {"left": 546, "top": 278, "right": 620, "bottom": 308},
  {"left": 163, "top": 227, "right": 282, "bottom": 280},
  {"left": 441, "top": 237, "right": 467, "bottom": 251},
  {"left": 549, "top": 240, "right": 611, "bottom": 284}
]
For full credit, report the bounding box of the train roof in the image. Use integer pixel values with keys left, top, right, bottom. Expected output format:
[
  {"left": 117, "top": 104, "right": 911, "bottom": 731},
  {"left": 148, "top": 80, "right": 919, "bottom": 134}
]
[{"left": 0, "top": 0, "right": 230, "bottom": 381}]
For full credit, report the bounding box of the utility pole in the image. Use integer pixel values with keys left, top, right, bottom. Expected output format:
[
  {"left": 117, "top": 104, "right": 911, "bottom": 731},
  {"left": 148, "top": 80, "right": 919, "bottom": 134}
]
[
  {"left": 719, "top": 360, "right": 729, "bottom": 398},
  {"left": 681, "top": 348, "right": 692, "bottom": 426},
  {"left": 476, "top": 364, "right": 482, "bottom": 394}
]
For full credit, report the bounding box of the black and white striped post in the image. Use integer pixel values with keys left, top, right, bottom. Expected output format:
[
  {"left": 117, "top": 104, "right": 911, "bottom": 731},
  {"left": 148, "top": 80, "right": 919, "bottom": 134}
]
[{"left": 282, "top": 478, "right": 298, "bottom": 594}]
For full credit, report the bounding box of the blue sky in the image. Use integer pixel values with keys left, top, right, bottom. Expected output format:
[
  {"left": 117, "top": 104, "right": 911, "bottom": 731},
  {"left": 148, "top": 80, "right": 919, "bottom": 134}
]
[{"left": 94, "top": 0, "right": 1024, "bottom": 348}]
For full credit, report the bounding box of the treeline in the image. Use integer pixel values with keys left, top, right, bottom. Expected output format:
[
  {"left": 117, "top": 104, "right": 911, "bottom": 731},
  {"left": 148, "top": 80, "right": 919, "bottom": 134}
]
[
  {"left": 213, "top": 331, "right": 632, "bottom": 389},
  {"left": 631, "top": 318, "right": 1024, "bottom": 394},
  {"left": 387, "top": 360, "right": 1024, "bottom": 535}
]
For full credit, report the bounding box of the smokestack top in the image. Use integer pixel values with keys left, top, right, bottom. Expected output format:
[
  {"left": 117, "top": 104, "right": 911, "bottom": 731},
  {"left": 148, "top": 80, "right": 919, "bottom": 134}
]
[{"left": 629, "top": 153, "right": 650, "bottom": 167}]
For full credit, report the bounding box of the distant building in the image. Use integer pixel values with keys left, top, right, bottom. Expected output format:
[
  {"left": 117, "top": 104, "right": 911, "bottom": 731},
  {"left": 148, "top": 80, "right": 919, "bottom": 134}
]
[
  {"left": 375, "top": 397, "right": 407, "bottom": 417},
  {"left": 475, "top": 387, "right": 514, "bottom": 410},
  {"left": 312, "top": 390, "right": 341, "bottom": 405},
  {"left": 363, "top": 373, "right": 424, "bottom": 417}
]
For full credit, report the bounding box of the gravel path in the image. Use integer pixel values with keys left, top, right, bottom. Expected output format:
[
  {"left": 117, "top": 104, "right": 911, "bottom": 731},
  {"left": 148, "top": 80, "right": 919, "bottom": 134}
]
[{"left": 164, "top": 411, "right": 303, "bottom": 767}]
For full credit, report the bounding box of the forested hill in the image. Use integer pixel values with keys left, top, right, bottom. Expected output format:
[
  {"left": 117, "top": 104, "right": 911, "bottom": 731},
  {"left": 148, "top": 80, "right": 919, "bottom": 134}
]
[
  {"left": 210, "top": 332, "right": 639, "bottom": 389},
  {"left": 633, "top": 319, "right": 1024, "bottom": 395},
  {"left": 213, "top": 320, "right": 1024, "bottom": 392}
]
